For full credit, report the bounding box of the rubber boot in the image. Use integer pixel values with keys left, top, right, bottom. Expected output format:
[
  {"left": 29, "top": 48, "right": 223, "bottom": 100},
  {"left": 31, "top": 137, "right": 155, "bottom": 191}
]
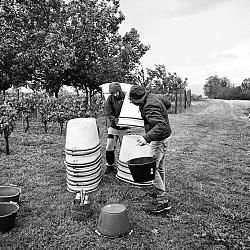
[{"left": 105, "top": 150, "right": 115, "bottom": 173}]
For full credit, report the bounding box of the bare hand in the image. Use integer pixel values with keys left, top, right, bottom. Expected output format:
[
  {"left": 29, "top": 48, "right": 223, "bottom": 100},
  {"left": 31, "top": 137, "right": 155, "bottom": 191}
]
[{"left": 137, "top": 137, "right": 147, "bottom": 146}]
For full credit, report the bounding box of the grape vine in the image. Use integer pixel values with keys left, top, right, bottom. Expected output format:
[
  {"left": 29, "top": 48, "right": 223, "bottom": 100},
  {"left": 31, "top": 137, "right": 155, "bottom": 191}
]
[{"left": 0, "top": 103, "right": 17, "bottom": 154}]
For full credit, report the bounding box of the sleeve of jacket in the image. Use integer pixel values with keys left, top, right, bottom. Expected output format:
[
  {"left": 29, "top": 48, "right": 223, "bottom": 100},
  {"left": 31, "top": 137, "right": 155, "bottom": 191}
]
[
  {"left": 159, "top": 94, "right": 171, "bottom": 110},
  {"left": 143, "top": 104, "right": 171, "bottom": 142},
  {"left": 105, "top": 95, "right": 117, "bottom": 127}
]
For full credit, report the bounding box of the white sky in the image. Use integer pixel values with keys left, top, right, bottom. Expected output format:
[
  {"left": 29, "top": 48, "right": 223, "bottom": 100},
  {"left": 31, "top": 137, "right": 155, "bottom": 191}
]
[{"left": 118, "top": 0, "right": 250, "bottom": 95}]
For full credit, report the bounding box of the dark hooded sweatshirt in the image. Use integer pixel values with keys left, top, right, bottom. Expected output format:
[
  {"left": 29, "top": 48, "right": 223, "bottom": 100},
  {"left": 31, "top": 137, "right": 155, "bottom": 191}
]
[
  {"left": 138, "top": 93, "right": 171, "bottom": 143},
  {"left": 105, "top": 91, "right": 126, "bottom": 129}
]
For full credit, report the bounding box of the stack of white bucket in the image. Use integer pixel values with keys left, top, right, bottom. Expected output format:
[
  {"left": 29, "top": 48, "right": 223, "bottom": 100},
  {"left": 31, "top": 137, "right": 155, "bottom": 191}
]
[{"left": 65, "top": 118, "right": 102, "bottom": 193}]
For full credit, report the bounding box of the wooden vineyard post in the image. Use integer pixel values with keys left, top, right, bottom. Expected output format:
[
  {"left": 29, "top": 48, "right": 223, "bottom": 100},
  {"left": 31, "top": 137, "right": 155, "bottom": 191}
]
[
  {"left": 187, "top": 89, "right": 191, "bottom": 108},
  {"left": 175, "top": 88, "right": 186, "bottom": 113},
  {"left": 179, "top": 91, "right": 182, "bottom": 111},
  {"left": 174, "top": 89, "right": 178, "bottom": 114},
  {"left": 184, "top": 90, "right": 187, "bottom": 109},
  {"left": 4, "top": 131, "right": 10, "bottom": 155}
]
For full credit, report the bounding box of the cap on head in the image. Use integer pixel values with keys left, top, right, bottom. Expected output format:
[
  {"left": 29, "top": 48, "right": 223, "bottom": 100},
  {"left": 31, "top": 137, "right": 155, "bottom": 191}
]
[
  {"left": 109, "top": 82, "right": 122, "bottom": 94},
  {"left": 129, "top": 85, "right": 146, "bottom": 104}
]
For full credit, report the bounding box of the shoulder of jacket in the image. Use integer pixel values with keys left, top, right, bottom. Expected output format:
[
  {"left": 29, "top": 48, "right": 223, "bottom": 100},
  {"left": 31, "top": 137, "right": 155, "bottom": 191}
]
[
  {"left": 146, "top": 93, "right": 161, "bottom": 103},
  {"left": 106, "top": 94, "right": 114, "bottom": 103},
  {"left": 119, "top": 91, "right": 126, "bottom": 99}
]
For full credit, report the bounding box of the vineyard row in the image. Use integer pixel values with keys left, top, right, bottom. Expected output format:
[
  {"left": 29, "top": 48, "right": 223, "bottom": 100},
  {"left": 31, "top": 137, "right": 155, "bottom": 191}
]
[{"left": 0, "top": 94, "right": 105, "bottom": 154}]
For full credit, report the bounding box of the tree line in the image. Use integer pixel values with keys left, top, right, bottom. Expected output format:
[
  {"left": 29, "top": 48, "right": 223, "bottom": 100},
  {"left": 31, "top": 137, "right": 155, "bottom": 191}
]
[{"left": 204, "top": 76, "right": 250, "bottom": 100}]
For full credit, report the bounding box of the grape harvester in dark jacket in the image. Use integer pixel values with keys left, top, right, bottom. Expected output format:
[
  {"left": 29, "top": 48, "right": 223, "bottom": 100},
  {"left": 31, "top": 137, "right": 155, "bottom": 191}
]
[
  {"left": 105, "top": 82, "right": 130, "bottom": 173},
  {"left": 129, "top": 85, "right": 172, "bottom": 214}
]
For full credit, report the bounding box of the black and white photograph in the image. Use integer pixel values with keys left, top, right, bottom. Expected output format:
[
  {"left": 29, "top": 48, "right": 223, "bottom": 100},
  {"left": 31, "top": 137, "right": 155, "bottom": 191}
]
[{"left": 0, "top": 0, "right": 249, "bottom": 249}]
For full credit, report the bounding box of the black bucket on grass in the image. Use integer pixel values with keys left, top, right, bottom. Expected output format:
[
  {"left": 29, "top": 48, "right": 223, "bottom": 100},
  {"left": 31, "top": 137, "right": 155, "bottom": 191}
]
[
  {"left": 0, "top": 186, "right": 21, "bottom": 203},
  {"left": 0, "top": 202, "right": 19, "bottom": 232},
  {"left": 127, "top": 156, "right": 156, "bottom": 183}
]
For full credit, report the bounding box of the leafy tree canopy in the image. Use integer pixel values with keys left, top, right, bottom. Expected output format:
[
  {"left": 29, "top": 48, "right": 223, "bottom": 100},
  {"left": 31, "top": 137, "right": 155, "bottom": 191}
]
[
  {"left": 241, "top": 78, "right": 250, "bottom": 91},
  {"left": 203, "top": 75, "right": 231, "bottom": 98},
  {"left": 0, "top": 0, "right": 150, "bottom": 103},
  {"left": 146, "top": 65, "right": 188, "bottom": 94}
]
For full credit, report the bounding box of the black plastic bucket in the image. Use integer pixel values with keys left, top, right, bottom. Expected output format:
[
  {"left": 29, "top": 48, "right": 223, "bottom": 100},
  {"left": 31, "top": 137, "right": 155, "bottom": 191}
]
[
  {"left": 128, "top": 157, "right": 156, "bottom": 183},
  {"left": 0, "top": 202, "right": 19, "bottom": 232},
  {"left": 0, "top": 186, "right": 21, "bottom": 203}
]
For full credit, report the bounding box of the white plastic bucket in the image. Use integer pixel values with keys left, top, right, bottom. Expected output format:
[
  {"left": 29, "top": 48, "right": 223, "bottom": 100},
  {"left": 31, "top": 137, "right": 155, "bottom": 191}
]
[
  {"left": 67, "top": 180, "right": 102, "bottom": 193},
  {"left": 67, "top": 170, "right": 102, "bottom": 185},
  {"left": 116, "top": 174, "right": 152, "bottom": 187},
  {"left": 116, "top": 135, "right": 153, "bottom": 186},
  {"left": 65, "top": 149, "right": 101, "bottom": 165},
  {"left": 65, "top": 118, "right": 99, "bottom": 151},
  {"left": 66, "top": 160, "right": 102, "bottom": 176},
  {"left": 66, "top": 173, "right": 102, "bottom": 193},
  {"left": 66, "top": 167, "right": 102, "bottom": 182},
  {"left": 65, "top": 153, "right": 103, "bottom": 193},
  {"left": 118, "top": 93, "right": 144, "bottom": 127},
  {"left": 118, "top": 135, "right": 152, "bottom": 162},
  {"left": 65, "top": 153, "right": 102, "bottom": 168},
  {"left": 65, "top": 144, "right": 101, "bottom": 156}
]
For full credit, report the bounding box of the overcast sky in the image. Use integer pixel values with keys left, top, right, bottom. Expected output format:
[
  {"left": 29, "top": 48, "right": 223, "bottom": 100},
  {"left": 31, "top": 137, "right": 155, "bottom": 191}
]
[{"left": 118, "top": 0, "right": 250, "bottom": 95}]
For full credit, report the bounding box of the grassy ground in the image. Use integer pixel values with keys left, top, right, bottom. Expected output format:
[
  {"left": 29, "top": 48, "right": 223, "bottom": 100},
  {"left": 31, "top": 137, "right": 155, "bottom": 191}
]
[{"left": 0, "top": 99, "right": 249, "bottom": 250}]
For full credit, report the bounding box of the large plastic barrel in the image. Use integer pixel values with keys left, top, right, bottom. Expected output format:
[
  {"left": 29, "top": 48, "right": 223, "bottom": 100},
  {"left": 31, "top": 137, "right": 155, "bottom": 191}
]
[
  {"left": 116, "top": 135, "right": 153, "bottom": 186},
  {"left": 65, "top": 118, "right": 103, "bottom": 193}
]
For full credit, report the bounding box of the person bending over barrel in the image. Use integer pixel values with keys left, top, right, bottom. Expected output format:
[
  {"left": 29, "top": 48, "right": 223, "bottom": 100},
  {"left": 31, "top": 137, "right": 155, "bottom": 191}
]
[{"left": 129, "top": 85, "right": 172, "bottom": 214}]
